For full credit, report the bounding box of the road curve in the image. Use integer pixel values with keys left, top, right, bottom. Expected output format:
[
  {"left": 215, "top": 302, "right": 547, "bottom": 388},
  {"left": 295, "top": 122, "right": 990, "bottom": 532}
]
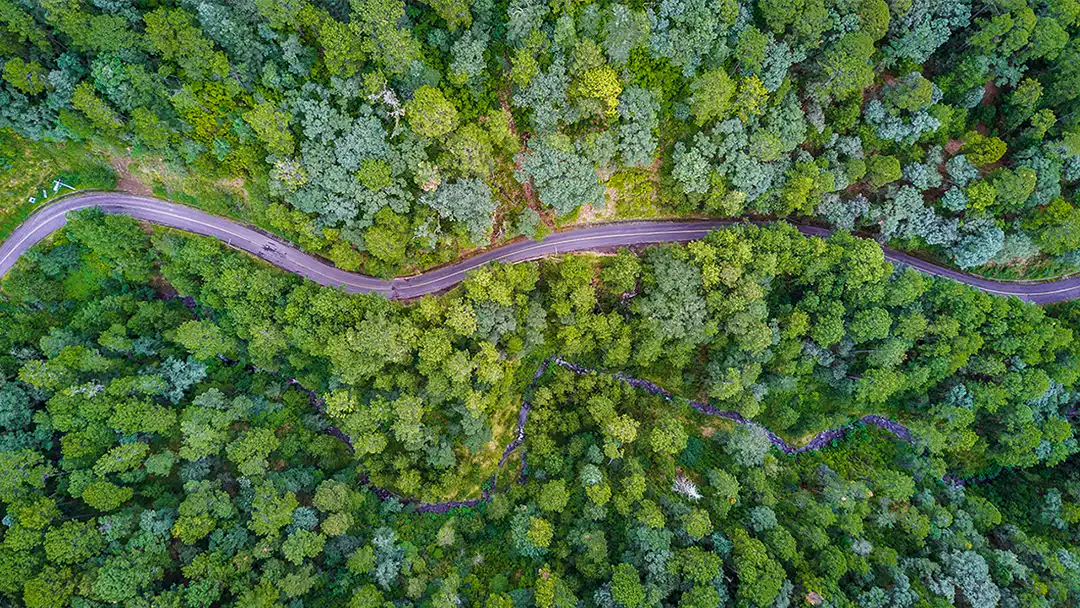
[{"left": 2, "top": 193, "right": 1080, "bottom": 304}]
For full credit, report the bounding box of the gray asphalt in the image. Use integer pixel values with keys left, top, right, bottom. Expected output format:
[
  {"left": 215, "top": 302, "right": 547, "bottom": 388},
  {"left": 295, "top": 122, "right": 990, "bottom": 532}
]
[{"left": 2, "top": 193, "right": 1079, "bottom": 304}]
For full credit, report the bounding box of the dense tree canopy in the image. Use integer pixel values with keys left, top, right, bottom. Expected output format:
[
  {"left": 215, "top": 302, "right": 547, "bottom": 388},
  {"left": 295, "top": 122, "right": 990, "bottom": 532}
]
[
  {"left": 4, "top": 0, "right": 1080, "bottom": 277},
  {"left": 4, "top": 0, "right": 1080, "bottom": 606},
  {"left": 0, "top": 210, "right": 1078, "bottom": 606}
]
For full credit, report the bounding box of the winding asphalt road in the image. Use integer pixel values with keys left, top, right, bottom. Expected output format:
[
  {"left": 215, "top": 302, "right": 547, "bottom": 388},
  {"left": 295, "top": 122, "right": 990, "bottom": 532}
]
[{"left": 2, "top": 193, "right": 1080, "bottom": 303}]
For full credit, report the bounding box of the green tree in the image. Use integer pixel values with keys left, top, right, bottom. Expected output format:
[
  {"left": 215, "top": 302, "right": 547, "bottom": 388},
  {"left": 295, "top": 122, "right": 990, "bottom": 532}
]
[
  {"left": 733, "top": 76, "right": 769, "bottom": 122},
  {"left": 730, "top": 528, "right": 785, "bottom": 606},
  {"left": 2, "top": 58, "right": 48, "bottom": 95},
  {"left": 859, "top": 0, "right": 890, "bottom": 40},
  {"left": 143, "top": 7, "right": 230, "bottom": 80},
  {"left": 71, "top": 82, "right": 123, "bottom": 135},
  {"left": 93, "top": 443, "right": 149, "bottom": 476},
  {"left": 173, "top": 480, "right": 235, "bottom": 543},
  {"left": 867, "top": 155, "right": 902, "bottom": 188},
  {"left": 1026, "top": 198, "right": 1080, "bottom": 254},
  {"left": 650, "top": 417, "right": 689, "bottom": 456},
  {"left": 173, "top": 320, "right": 236, "bottom": 361},
  {"left": 678, "top": 585, "right": 722, "bottom": 608},
  {"left": 0, "top": 449, "right": 52, "bottom": 502},
  {"left": 282, "top": 529, "right": 327, "bottom": 564},
  {"left": 446, "top": 123, "right": 495, "bottom": 178},
  {"left": 44, "top": 520, "right": 105, "bottom": 565},
  {"left": 351, "top": 585, "right": 386, "bottom": 608},
  {"left": 0, "top": 0, "right": 50, "bottom": 51},
  {"left": 363, "top": 208, "right": 410, "bottom": 268},
  {"left": 689, "top": 69, "right": 736, "bottom": 125},
  {"left": 610, "top": 563, "right": 646, "bottom": 608},
  {"left": 527, "top": 516, "right": 553, "bottom": 548},
  {"left": 349, "top": 0, "right": 423, "bottom": 75},
  {"left": 243, "top": 102, "right": 296, "bottom": 157},
  {"left": 572, "top": 66, "right": 623, "bottom": 117},
  {"left": 600, "top": 250, "right": 641, "bottom": 294},
  {"left": 817, "top": 33, "right": 874, "bottom": 100},
  {"left": 856, "top": 367, "right": 905, "bottom": 404},
  {"left": 538, "top": 479, "right": 570, "bottom": 513},
  {"left": 516, "top": 137, "right": 604, "bottom": 216},
  {"left": 22, "top": 566, "right": 75, "bottom": 608},
  {"left": 319, "top": 17, "right": 367, "bottom": 78},
  {"left": 66, "top": 210, "right": 151, "bottom": 281},
  {"left": 963, "top": 132, "right": 1007, "bottom": 167},
  {"left": 848, "top": 308, "right": 892, "bottom": 343},
  {"left": 421, "top": 179, "right": 496, "bottom": 244},
  {"left": 249, "top": 483, "right": 299, "bottom": 536},
  {"left": 684, "top": 508, "right": 712, "bottom": 539},
  {"left": 225, "top": 427, "right": 280, "bottom": 477},
  {"left": 967, "top": 180, "right": 997, "bottom": 211},
  {"left": 406, "top": 86, "right": 460, "bottom": 139},
  {"left": 735, "top": 27, "right": 769, "bottom": 76},
  {"left": 313, "top": 479, "right": 354, "bottom": 512}
]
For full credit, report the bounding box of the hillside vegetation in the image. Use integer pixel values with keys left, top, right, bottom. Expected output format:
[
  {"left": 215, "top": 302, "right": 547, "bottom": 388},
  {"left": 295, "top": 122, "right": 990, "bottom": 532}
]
[
  {"left": 0, "top": 211, "right": 1078, "bottom": 606},
  {"left": 4, "top": 0, "right": 1080, "bottom": 606}
]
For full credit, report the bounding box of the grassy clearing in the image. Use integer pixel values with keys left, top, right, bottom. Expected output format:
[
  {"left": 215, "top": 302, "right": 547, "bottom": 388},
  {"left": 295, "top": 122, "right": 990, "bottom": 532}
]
[
  {"left": 0, "top": 134, "right": 277, "bottom": 247},
  {"left": 896, "top": 236, "right": 1080, "bottom": 282},
  {"left": 606, "top": 167, "right": 662, "bottom": 218},
  {"left": 129, "top": 157, "right": 268, "bottom": 225},
  {"left": 971, "top": 257, "right": 1080, "bottom": 281},
  {"left": 0, "top": 134, "right": 283, "bottom": 242},
  {"left": 0, "top": 130, "right": 116, "bottom": 241}
]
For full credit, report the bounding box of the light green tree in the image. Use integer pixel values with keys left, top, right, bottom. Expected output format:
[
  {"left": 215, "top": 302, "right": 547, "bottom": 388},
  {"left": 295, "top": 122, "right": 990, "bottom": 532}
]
[{"left": 406, "top": 86, "right": 460, "bottom": 139}]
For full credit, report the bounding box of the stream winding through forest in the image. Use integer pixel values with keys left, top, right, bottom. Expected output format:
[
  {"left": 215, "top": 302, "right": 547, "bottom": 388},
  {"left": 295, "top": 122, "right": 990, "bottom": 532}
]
[{"left": 300, "top": 357, "right": 939, "bottom": 514}]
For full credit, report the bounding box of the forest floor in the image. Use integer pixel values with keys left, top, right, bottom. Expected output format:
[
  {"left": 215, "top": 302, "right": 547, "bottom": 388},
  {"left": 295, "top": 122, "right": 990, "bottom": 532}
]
[{"left": 109, "top": 155, "right": 152, "bottom": 196}]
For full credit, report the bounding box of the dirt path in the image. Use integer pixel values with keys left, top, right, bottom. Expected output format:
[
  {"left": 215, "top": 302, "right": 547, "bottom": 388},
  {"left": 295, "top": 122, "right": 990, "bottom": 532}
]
[{"left": 109, "top": 156, "right": 152, "bottom": 196}]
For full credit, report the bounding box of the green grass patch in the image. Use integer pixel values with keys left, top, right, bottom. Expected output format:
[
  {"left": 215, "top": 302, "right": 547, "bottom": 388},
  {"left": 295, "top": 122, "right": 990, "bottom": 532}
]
[
  {"left": 607, "top": 168, "right": 661, "bottom": 218},
  {"left": 133, "top": 157, "right": 265, "bottom": 224},
  {"left": 0, "top": 130, "right": 116, "bottom": 241},
  {"left": 970, "top": 256, "right": 1080, "bottom": 281}
]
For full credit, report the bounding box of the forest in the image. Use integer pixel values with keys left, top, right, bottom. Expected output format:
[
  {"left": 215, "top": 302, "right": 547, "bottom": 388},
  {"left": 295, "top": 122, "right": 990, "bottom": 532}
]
[
  {"left": 5, "top": 0, "right": 1080, "bottom": 276},
  {"left": 0, "top": 209, "right": 1077, "bottom": 606},
  {"left": 2, "top": 0, "right": 1080, "bottom": 606}
]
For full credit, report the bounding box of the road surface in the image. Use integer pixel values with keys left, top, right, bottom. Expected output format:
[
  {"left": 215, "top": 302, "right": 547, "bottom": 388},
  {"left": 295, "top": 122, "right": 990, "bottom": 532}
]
[{"left": 2, "top": 193, "right": 1079, "bottom": 304}]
